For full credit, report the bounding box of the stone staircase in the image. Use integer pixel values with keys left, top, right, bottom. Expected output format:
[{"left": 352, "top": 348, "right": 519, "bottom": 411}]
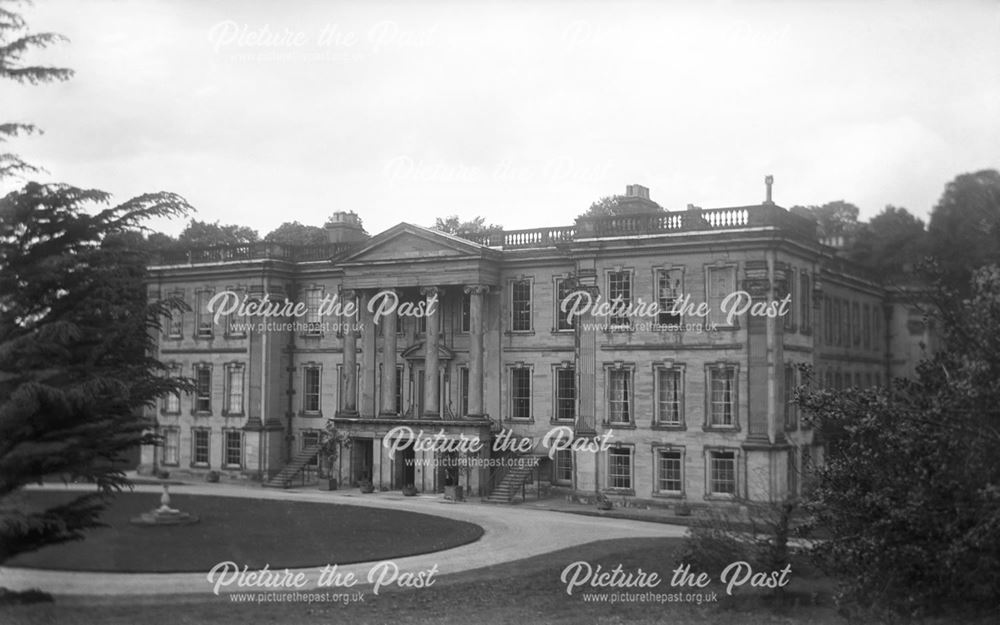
[
  {"left": 485, "top": 455, "right": 541, "bottom": 503},
  {"left": 262, "top": 444, "right": 321, "bottom": 488}
]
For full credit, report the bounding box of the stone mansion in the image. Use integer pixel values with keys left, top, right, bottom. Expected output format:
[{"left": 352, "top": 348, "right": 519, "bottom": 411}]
[{"left": 139, "top": 182, "right": 931, "bottom": 506}]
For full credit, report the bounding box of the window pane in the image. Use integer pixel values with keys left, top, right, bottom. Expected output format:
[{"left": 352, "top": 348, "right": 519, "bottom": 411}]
[
  {"left": 554, "top": 449, "right": 573, "bottom": 483},
  {"left": 195, "top": 367, "right": 211, "bottom": 412},
  {"left": 164, "top": 429, "right": 179, "bottom": 465},
  {"left": 710, "top": 367, "right": 734, "bottom": 426},
  {"left": 225, "top": 430, "right": 242, "bottom": 467},
  {"left": 556, "top": 368, "right": 575, "bottom": 420},
  {"left": 609, "top": 449, "right": 631, "bottom": 489},
  {"left": 556, "top": 279, "right": 575, "bottom": 330},
  {"left": 608, "top": 369, "right": 630, "bottom": 423},
  {"left": 511, "top": 280, "right": 531, "bottom": 331},
  {"left": 658, "top": 450, "right": 682, "bottom": 492},
  {"left": 193, "top": 429, "right": 210, "bottom": 465},
  {"left": 304, "top": 367, "right": 320, "bottom": 412},
  {"left": 608, "top": 271, "right": 631, "bottom": 327},
  {"left": 511, "top": 368, "right": 531, "bottom": 419},
  {"left": 708, "top": 267, "right": 735, "bottom": 326},
  {"left": 657, "top": 269, "right": 681, "bottom": 326},
  {"left": 710, "top": 451, "right": 736, "bottom": 494},
  {"left": 657, "top": 368, "right": 681, "bottom": 425}
]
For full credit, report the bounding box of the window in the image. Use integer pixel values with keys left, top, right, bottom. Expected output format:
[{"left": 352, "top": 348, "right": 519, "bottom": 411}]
[
  {"left": 555, "top": 278, "right": 575, "bottom": 331},
  {"left": 840, "top": 300, "right": 849, "bottom": 347},
  {"left": 459, "top": 366, "right": 469, "bottom": 416},
  {"left": 553, "top": 449, "right": 573, "bottom": 484},
  {"left": 461, "top": 292, "right": 471, "bottom": 333},
  {"left": 656, "top": 268, "right": 682, "bottom": 327},
  {"left": 656, "top": 449, "right": 683, "bottom": 494},
  {"left": 168, "top": 290, "right": 184, "bottom": 338},
  {"left": 555, "top": 366, "right": 575, "bottom": 421},
  {"left": 707, "top": 365, "right": 737, "bottom": 427},
  {"left": 607, "top": 366, "right": 632, "bottom": 424},
  {"left": 162, "top": 428, "right": 179, "bottom": 466},
  {"left": 303, "top": 366, "right": 321, "bottom": 414},
  {"left": 824, "top": 296, "right": 832, "bottom": 344},
  {"left": 608, "top": 270, "right": 632, "bottom": 328},
  {"left": 509, "top": 366, "right": 531, "bottom": 420},
  {"left": 395, "top": 366, "right": 403, "bottom": 416},
  {"left": 607, "top": 448, "right": 632, "bottom": 489},
  {"left": 195, "top": 290, "right": 214, "bottom": 338},
  {"left": 708, "top": 449, "right": 737, "bottom": 496},
  {"left": 873, "top": 306, "right": 882, "bottom": 352},
  {"left": 862, "top": 303, "right": 871, "bottom": 349},
  {"left": 305, "top": 288, "right": 322, "bottom": 335},
  {"left": 224, "top": 430, "right": 242, "bottom": 468},
  {"left": 852, "top": 302, "right": 861, "bottom": 346},
  {"left": 224, "top": 363, "right": 244, "bottom": 415},
  {"left": 788, "top": 450, "right": 799, "bottom": 497},
  {"left": 784, "top": 268, "right": 796, "bottom": 330},
  {"left": 800, "top": 273, "right": 811, "bottom": 332},
  {"left": 707, "top": 266, "right": 736, "bottom": 327},
  {"left": 192, "top": 428, "right": 210, "bottom": 466},
  {"left": 226, "top": 287, "right": 246, "bottom": 337},
  {"left": 784, "top": 364, "right": 797, "bottom": 429},
  {"left": 654, "top": 366, "right": 683, "bottom": 427},
  {"left": 510, "top": 279, "right": 532, "bottom": 332},
  {"left": 194, "top": 364, "right": 212, "bottom": 414},
  {"left": 164, "top": 364, "right": 181, "bottom": 414}
]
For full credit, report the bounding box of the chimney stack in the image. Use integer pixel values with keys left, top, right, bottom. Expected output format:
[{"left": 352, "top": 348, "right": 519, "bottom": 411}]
[{"left": 764, "top": 175, "right": 774, "bottom": 204}]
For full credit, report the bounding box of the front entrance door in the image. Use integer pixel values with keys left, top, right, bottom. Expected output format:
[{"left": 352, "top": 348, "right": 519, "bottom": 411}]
[
  {"left": 394, "top": 447, "right": 416, "bottom": 489},
  {"left": 351, "top": 437, "right": 374, "bottom": 486}
]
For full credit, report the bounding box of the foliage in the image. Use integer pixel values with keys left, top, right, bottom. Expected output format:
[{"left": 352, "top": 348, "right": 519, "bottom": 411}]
[
  {"left": 0, "top": 0, "right": 74, "bottom": 179},
  {"left": 577, "top": 195, "right": 625, "bottom": 220},
  {"left": 798, "top": 266, "right": 1000, "bottom": 618},
  {"left": 678, "top": 499, "right": 797, "bottom": 583},
  {"left": 789, "top": 201, "right": 862, "bottom": 241},
  {"left": 928, "top": 169, "right": 1000, "bottom": 294},
  {"left": 0, "top": 182, "right": 193, "bottom": 562},
  {"left": 847, "top": 205, "right": 928, "bottom": 278},
  {"left": 177, "top": 219, "right": 258, "bottom": 247},
  {"left": 432, "top": 215, "right": 502, "bottom": 240},
  {"left": 264, "top": 221, "right": 327, "bottom": 246}
]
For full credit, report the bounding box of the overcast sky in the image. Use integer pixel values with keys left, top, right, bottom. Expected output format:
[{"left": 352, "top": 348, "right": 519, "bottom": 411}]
[{"left": 6, "top": 0, "right": 1000, "bottom": 238}]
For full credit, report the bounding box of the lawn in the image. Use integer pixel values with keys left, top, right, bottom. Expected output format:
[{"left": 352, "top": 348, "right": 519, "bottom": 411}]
[
  {"left": 4, "top": 490, "right": 483, "bottom": 572},
  {"left": 2, "top": 537, "right": 850, "bottom": 625}
]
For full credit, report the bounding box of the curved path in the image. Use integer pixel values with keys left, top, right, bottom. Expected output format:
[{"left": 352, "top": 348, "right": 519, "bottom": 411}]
[{"left": 0, "top": 484, "right": 686, "bottom": 597}]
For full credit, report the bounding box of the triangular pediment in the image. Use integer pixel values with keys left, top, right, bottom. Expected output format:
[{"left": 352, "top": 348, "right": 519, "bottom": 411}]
[
  {"left": 401, "top": 341, "right": 456, "bottom": 361},
  {"left": 341, "top": 223, "right": 490, "bottom": 264}
]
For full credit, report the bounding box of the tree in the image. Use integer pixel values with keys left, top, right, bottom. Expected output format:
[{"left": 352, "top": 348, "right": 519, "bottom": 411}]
[
  {"left": 0, "top": 0, "right": 73, "bottom": 179},
  {"left": 0, "top": 182, "right": 193, "bottom": 563},
  {"left": 798, "top": 266, "right": 1000, "bottom": 618},
  {"left": 177, "top": 219, "right": 258, "bottom": 247},
  {"left": 928, "top": 169, "right": 1000, "bottom": 293},
  {"left": 577, "top": 195, "right": 624, "bottom": 220},
  {"left": 789, "top": 200, "right": 862, "bottom": 241},
  {"left": 848, "top": 205, "right": 928, "bottom": 278},
  {"left": 432, "top": 215, "right": 502, "bottom": 240},
  {"left": 264, "top": 221, "right": 327, "bottom": 246},
  {"left": 0, "top": 2, "right": 193, "bottom": 568}
]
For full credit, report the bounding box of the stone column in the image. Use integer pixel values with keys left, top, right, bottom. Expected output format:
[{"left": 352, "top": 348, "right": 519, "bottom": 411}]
[
  {"left": 338, "top": 289, "right": 358, "bottom": 416},
  {"left": 464, "top": 285, "right": 489, "bottom": 417},
  {"left": 422, "top": 286, "right": 441, "bottom": 418},
  {"left": 359, "top": 290, "right": 377, "bottom": 417},
  {"left": 379, "top": 289, "right": 398, "bottom": 417}
]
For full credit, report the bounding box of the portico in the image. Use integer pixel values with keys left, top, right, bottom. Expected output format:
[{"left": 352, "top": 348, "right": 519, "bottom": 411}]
[{"left": 329, "top": 224, "right": 502, "bottom": 493}]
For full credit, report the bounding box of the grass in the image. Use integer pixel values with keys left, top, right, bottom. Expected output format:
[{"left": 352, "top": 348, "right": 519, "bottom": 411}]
[
  {"left": 1, "top": 537, "right": 852, "bottom": 625},
  {"left": 4, "top": 491, "right": 483, "bottom": 573}
]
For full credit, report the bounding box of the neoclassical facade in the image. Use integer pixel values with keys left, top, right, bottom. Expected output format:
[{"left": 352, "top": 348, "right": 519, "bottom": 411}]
[{"left": 140, "top": 184, "right": 927, "bottom": 505}]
